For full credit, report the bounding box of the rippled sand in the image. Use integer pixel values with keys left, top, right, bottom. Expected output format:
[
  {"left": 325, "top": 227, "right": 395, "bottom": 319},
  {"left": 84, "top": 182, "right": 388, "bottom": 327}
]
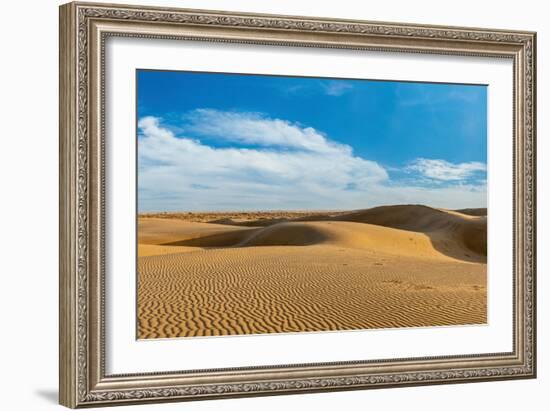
[{"left": 137, "top": 205, "right": 487, "bottom": 339}]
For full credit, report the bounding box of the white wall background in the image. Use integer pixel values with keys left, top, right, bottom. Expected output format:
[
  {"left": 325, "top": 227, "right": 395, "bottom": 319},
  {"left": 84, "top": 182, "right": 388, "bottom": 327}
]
[{"left": 0, "top": 0, "right": 546, "bottom": 410}]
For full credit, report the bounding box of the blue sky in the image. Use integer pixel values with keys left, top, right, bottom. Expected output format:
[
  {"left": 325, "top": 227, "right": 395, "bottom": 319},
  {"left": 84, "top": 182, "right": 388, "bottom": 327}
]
[{"left": 137, "top": 70, "right": 487, "bottom": 212}]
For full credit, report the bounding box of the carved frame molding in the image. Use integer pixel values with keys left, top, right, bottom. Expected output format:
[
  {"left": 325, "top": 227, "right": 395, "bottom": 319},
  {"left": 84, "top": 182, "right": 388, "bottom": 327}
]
[{"left": 59, "top": 2, "right": 536, "bottom": 408}]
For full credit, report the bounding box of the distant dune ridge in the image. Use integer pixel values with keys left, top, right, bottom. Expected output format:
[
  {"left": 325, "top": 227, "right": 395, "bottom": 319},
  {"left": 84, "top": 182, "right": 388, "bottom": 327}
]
[{"left": 137, "top": 205, "right": 487, "bottom": 339}]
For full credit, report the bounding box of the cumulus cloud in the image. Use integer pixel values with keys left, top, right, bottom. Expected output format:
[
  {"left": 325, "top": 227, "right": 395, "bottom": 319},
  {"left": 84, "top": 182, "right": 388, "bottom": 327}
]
[
  {"left": 138, "top": 115, "right": 388, "bottom": 211},
  {"left": 184, "top": 109, "right": 348, "bottom": 154},
  {"left": 406, "top": 158, "right": 486, "bottom": 181},
  {"left": 137, "top": 114, "right": 487, "bottom": 211}
]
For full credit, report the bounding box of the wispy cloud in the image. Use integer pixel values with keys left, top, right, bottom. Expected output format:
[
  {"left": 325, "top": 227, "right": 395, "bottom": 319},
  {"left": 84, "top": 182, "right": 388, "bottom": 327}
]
[
  {"left": 321, "top": 80, "right": 354, "bottom": 96},
  {"left": 279, "top": 80, "right": 354, "bottom": 97},
  {"left": 281, "top": 84, "right": 306, "bottom": 95},
  {"left": 184, "top": 109, "right": 348, "bottom": 154},
  {"left": 405, "top": 158, "right": 486, "bottom": 181},
  {"left": 396, "top": 83, "right": 484, "bottom": 107}
]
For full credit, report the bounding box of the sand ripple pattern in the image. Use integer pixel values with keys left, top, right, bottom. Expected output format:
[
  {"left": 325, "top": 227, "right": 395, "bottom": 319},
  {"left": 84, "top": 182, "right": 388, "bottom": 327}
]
[{"left": 138, "top": 245, "right": 486, "bottom": 339}]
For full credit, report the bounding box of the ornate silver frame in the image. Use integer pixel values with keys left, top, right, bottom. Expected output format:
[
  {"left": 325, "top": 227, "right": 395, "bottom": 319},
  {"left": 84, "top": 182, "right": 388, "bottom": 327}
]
[{"left": 59, "top": 1, "right": 536, "bottom": 408}]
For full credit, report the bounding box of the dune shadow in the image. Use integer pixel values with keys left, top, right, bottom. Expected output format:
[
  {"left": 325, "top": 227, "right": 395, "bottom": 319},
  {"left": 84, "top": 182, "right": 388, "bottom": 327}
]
[
  {"left": 455, "top": 208, "right": 487, "bottom": 217},
  {"left": 425, "top": 228, "right": 486, "bottom": 263},
  {"left": 331, "top": 205, "right": 487, "bottom": 263},
  {"left": 162, "top": 223, "right": 328, "bottom": 248},
  {"left": 162, "top": 228, "right": 260, "bottom": 248}
]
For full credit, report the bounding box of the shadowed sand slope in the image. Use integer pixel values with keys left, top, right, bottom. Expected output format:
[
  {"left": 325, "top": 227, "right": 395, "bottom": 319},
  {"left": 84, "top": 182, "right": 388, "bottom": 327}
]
[
  {"left": 138, "top": 218, "right": 256, "bottom": 256},
  {"left": 146, "top": 206, "right": 487, "bottom": 263},
  {"left": 238, "top": 222, "right": 457, "bottom": 260},
  {"left": 332, "top": 205, "right": 487, "bottom": 262},
  {"left": 455, "top": 208, "right": 487, "bottom": 217},
  {"left": 137, "top": 205, "right": 487, "bottom": 338}
]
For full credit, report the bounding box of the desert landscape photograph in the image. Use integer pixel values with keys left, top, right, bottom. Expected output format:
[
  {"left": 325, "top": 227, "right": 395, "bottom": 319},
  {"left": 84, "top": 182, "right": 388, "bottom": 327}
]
[{"left": 136, "top": 70, "right": 488, "bottom": 339}]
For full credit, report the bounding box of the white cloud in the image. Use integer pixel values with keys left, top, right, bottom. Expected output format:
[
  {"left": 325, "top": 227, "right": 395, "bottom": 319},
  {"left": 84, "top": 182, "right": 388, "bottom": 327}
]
[
  {"left": 184, "top": 109, "right": 348, "bottom": 154},
  {"left": 322, "top": 81, "right": 353, "bottom": 96},
  {"left": 138, "top": 115, "right": 389, "bottom": 211},
  {"left": 406, "top": 158, "right": 486, "bottom": 181},
  {"left": 137, "top": 115, "right": 487, "bottom": 211}
]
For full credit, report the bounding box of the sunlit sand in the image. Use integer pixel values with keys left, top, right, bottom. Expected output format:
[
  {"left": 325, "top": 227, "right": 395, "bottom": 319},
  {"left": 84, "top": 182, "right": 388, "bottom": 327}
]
[{"left": 137, "top": 205, "right": 487, "bottom": 339}]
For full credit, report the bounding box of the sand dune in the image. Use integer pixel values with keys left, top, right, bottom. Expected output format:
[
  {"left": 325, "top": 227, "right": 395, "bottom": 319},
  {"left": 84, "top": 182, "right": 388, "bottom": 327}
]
[
  {"left": 333, "top": 205, "right": 487, "bottom": 262},
  {"left": 138, "top": 218, "right": 255, "bottom": 244},
  {"left": 183, "top": 206, "right": 487, "bottom": 261},
  {"left": 137, "top": 205, "right": 487, "bottom": 338},
  {"left": 237, "top": 221, "right": 456, "bottom": 260},
  {"left": 140, "top": 206, "right": 486, "bottom": 262},
  {"left": 138, "top": 218, "right": 255, "bottom": 256},
  {"left": 455, "top": 208, "right": 487, "bottom": 217}
]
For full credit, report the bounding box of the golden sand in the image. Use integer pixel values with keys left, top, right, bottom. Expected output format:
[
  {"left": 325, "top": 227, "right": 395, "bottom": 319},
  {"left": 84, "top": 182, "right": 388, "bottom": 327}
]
[{"left": 137, "top": 205, "right": 487, "bottom": 339}]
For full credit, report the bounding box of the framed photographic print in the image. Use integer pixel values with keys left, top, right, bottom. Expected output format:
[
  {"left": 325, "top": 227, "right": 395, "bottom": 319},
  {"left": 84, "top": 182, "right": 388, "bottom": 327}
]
[{"left": 59, "top": 2, "right": 537, "bottom": 408}]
